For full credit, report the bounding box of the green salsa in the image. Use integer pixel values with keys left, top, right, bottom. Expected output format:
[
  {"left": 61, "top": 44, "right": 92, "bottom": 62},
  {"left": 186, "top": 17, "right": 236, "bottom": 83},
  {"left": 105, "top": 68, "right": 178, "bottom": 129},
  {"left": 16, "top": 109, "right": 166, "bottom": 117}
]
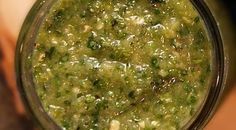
[{"left": 32, "top": 0, "right": 212, "bottom": 129}]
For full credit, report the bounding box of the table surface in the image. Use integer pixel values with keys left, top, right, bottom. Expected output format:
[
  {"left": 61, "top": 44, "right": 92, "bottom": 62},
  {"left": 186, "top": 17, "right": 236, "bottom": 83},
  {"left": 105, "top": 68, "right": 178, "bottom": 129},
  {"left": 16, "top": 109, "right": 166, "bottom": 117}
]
[{"left": 0, "top": 0, "right": 235, "bottom": 129}]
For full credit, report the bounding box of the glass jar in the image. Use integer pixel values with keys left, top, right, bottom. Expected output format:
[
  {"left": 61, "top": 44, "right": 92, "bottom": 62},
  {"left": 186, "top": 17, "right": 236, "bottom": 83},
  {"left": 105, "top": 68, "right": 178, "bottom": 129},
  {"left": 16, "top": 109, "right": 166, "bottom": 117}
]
[{"left": 15, "top": 0, "right": 236, "bottom": 129}]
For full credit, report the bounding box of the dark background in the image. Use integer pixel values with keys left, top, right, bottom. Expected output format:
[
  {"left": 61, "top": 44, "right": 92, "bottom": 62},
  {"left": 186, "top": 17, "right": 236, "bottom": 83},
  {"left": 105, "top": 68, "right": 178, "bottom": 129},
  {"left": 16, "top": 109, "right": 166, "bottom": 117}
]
[{"left": 223, "top": 0, "right": 236, "bottom": 22}]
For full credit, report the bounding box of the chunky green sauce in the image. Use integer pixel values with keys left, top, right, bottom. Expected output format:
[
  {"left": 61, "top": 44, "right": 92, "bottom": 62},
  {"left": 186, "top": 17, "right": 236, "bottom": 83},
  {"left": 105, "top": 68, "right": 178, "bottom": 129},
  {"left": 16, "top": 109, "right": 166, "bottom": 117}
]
[{"left": 32, "top": 0, "right": 212, "bottom": 129}]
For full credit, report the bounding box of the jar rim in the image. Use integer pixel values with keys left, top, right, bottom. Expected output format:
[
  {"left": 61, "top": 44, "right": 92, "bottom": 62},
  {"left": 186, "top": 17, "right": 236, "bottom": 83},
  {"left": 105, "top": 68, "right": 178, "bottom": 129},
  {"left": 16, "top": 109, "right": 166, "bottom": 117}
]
[{"left": 15, "top": 0, "right": 227, "bottom": 129}]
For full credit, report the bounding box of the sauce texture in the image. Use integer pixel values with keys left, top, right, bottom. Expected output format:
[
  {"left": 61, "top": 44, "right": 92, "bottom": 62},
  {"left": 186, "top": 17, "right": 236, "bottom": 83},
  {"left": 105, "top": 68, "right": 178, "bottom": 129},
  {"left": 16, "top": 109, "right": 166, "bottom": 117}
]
[{"left": 32, "top": 0, "right": 212, "bottom": 129}]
